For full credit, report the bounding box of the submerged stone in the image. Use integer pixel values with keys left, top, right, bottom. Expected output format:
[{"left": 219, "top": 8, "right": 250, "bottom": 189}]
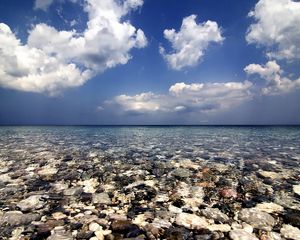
[
  {"left": 92, "top": 192, "right": 112, "bottom": 205},
  {"left": 201, "top": 207, "right": 229, "bottom": 223},
  {"left": 0, "top": 211, "right": 40, "bottom": 226},
  {"left": 229, "top": 229, "right": 258, "bottom": 240},
  {"left": 293, "top": 185, "right": 300, "bottom": 196},
  {"left": 17, "top": 195, "right": 45, "bottom": 212},
  {"left": 175, "top": 213, "right": 208, "bottom": 230},
  {"left": 280, "top": 224, "right": 300, "bottom": 240},
  {"left": 238, "top": 208, "right": 275, "bottom": 231},
  {"left": 255, "top": 202, "right": 284, "bottom": 213}
]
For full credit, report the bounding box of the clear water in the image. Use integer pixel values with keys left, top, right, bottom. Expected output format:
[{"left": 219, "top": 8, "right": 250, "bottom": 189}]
[
  {"left": 0, "top": 126, "right": 300, "bottom": 239},
  {"left": 0, "top": 126, "right": 300, "bottom": 168}
]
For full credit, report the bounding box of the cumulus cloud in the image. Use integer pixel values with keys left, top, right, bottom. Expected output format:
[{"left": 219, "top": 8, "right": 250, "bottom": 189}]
[
  {"left": 245, "top": 61, "right": 300, "bottom": 95},
  {"left": 0, "top": 0, "right": 147, "bottom": 95},
  {"left": 246, "top": 0, "right": 300, "bottom": 60},
  {"left": 159, "top": 15, "right": 224, "bottom": 70},
  {"left": 34, "top": 0, "right": 54, "bottom": 11},
  {"left": 103, "top": 81, "right": 253, "bottom": 114}
]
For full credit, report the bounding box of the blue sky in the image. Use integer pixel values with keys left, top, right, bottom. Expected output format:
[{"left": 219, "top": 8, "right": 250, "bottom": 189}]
[{"left": 0, "top": 0, "right": 300, "bottom": 124}]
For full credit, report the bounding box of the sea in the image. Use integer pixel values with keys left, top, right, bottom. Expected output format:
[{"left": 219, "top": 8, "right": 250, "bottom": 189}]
[{"left": 0, "top": 126, "right": 299, "bottom": 239}]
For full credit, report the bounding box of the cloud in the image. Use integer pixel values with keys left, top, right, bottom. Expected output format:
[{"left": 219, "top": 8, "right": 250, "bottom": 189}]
[
  {"left": 246, "top": 0, "right": 300, "bottom": 60},
  {"left": 245, "top": 61, "right": 300, "bottom": 95},
  {"left": 102, "top": 81, "right": 253, "bottom": 114},
  {"left": 0, "top": 0, "right": 147, "bottom": 95},
  {"left": 159, "top": 15, "right": 224, "bottom": 70},
  {"left": 34, "top": 0, "right": 54, "bottom": 11}
]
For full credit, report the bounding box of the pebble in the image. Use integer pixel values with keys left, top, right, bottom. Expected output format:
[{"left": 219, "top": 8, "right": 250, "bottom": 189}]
[
  {"left": 201, "top": 207, "right": 229, "bottom": 223},
  {"left": 207, "top": 224, "right": 231, "bottom": 232},
  {"left": 238, "top": 208, "right": 275, "bottom": 231},
  {"left": 229, "top": 229, "right": 259, "bottom": 240},
  {"left": 293, "top": 185, "right": 300, "bottom": 196},
  {"left": 175, "top": 213, "right": 209, "bottom": 230},
  {"left": 255, "top": 202, "right": 284, "bottom": 213},
  {"left": 220, "top": 188, "right": 238, "bottom": 198},
  {"left": 89, "top": 222, "right": 102, "bottom": 232},
  {"left": 17, "top": 195, "right": 45, "bottom": 211},
  {"left": 258, "top": 171, "right": 281, "bottom": 179},
  {"left": 0, "top": 211, "right": 40, "bottom": 226},
  {"left": 280, "top": 224, "right": 300, "bottom": 240},
  {"left": 92, "top": 192, "right": 112, "bottom": 205}
]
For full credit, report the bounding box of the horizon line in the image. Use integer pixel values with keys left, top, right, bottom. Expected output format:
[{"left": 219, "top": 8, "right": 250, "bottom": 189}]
[{"left": 1, "top": 124, "right": 300, "bottom": 127}]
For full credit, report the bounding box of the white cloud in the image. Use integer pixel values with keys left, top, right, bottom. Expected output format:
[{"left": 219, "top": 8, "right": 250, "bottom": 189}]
[
  {"left": 0, "top": 0, "right": 147, "bottom": 95},
  {"left": 160, "top": 15, "right": 224, "bottom": 70},
  {"left": 246, "top": 0, "right": 300, "bottom": 60},
  {"left": 245, "top": 61, "right": 300, "bottom": 95},
  {"left": 103, "top": 81, "right": 253, "bottom": 114},
  {"left": 34, "top": 0, "right": 54, "bottom": 11}
]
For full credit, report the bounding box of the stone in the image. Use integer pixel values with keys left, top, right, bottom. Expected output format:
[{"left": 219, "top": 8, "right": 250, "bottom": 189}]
[
  {"left": 89, "top": 222, "right": 102, "bottom": 232},
  {"left": 293, "top": 185, "right": 300, "bottom": 196},
  {"left": 175, "top": 213, "right": 208, "bottom": 230},
  {"left": 52, "top": 212, "right": 67, "bottom": 220},
  {"left": 280, "top": 224, "right": 300, "bottom": 240},
  {"left": 38, "top": 167, "right": 58, "bottom": 176},
  {"left": 238, "top": 208, "right": 275, "bottom": 231},
  {"left": 207, "top": 224, "right": 231, "bottom": 232},
  {"left": 47, "top": 227, "right": 73, "bottom": 240},
  {"left": 168, "top": 205, "right": 182, "bottom": 214},
  {"left": 258, "top": 171, "right": 281, "bottom": 179},
  {"left": 229, "top": 229, "right": 258, "bottom": 240},
  {"left": 95, "top": 230, "right": 105, "bottom": 240},
  {"left": 17, "top": 195, "right": 45, "bottom": 212},
  {"left": 219, "top": 188, "right": 238, "bottom": 198},
  {"left": 0, "top": 211, "right": 40, "bottom": 226},
  {"left": 111, "top": 220, "right": 137, "bottom": 232},
  {"left": 201, "top": 207, "right": 229, "bottom": 223},
  {"left": 171, "top": 168, "right": 191, "bottom": 179},
  {"left": 163, "top": 227, "right": 191, "bottom": 239},
  {"left": 79, "top": 178, "right": 99, "bottom": 193},
  {"left": 151, "top": 218, "right": 172, "bottom": 229},
  {"left": 269, "top": 232, "right": 282, "bottom": 240},
  {"left": 92, "top": 193, "right": 112, "bottom": 205},
  {"left": 283, "top": 211, "right": 300, "bottom": 228},
  {"left": 255, "top": 202, "right": 284, "bottom": 213},
  {"left": 242, "top": 222, "right": 253, "bottom": 234},
  {"left": 63, "top": 187, "right": 83, "bottom": 196}
]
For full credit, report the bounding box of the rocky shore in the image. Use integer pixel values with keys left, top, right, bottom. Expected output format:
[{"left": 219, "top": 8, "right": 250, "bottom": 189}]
[{"left": 0, "top": 149, "right": 300, "bottom": 240}]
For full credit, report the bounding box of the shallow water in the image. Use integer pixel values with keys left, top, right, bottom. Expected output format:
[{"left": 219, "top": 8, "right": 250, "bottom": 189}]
[
  {"left": 1, "top": 126, "right": 300, "bottom": 164},
  {"left": 0, "top": 126, "right": 299, "bottom": 239}
]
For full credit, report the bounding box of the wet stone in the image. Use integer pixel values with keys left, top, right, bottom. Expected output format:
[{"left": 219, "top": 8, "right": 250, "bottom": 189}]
[
  {"left": 283, "top": 210, "right": 300, "bottom": 228},
  {"left": 254, "top": 202, "right": 284, "bottom": 213},
  {"left": 92, "top": 192, "right": 112, "bottom": 205},
  {"left": 293, "top": 185, "right": 300, "bottom": 196},
  {"left": 219, "top": 188, "right": 238, "bottom": 199},
  {"left": 163, "top": 227, "right": 191, "bottom": 240},
  {"left": 201, "top": 207, "right": 230, "bottom": 223},
  {"left": 229, "top": 229, "right": 259, "bottom": 240},
  {"left": 280, "top": 224, "right": 300, "bottom": 240},
  {"left": 47, "top": 227, "right": 73, "bottom": 240},
  {"left": 17, "top": 195, "right": 46, "bottom": 212},
  {"left": 175, "top": 213, "right": 209, "bottom": 230},
  {"left": 111, "top": 220, "right": 139, "bottom": 232},
  {"left": 238, "top": 208, "right": 275, "bottom": 231},
  {"left": 171, "top": 168, "right": 191, "bottom": 179},
  {"left": 0, "top": 211, "right": 41, "bottom": 226}
]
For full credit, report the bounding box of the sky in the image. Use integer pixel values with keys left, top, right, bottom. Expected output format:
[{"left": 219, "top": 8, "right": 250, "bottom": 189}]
[{"left": 0, "top": 0, "right": 300, "bottom": 125}]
